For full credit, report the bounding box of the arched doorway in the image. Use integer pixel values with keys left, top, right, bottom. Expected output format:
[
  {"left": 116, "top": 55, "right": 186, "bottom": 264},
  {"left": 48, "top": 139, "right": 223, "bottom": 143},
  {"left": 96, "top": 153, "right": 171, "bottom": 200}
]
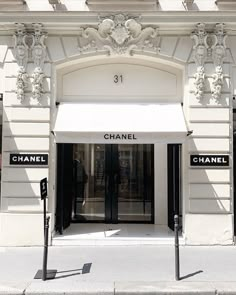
[{"left": 52, "top": 57, "right": 186, "bottom": 236}]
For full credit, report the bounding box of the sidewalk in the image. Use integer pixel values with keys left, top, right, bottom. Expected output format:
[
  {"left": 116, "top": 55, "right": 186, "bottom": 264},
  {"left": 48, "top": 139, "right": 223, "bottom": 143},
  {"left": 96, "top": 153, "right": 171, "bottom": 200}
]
[{"left": 1, "top": 245, "right": 236, "bottom": 294}]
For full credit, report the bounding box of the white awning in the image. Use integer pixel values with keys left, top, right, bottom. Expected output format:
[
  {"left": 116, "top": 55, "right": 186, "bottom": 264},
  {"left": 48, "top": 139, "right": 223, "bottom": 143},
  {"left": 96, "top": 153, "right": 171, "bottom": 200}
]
[{"left": 53, "top": 103, "right": 188, "bottom": 144}]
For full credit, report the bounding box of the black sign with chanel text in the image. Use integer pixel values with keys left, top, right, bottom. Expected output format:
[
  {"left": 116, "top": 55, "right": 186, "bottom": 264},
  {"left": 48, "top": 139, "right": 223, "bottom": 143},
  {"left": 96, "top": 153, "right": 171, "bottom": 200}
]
[
  {"left": 10, "top": 154, "right": 48, "bottom": 165},
  {"left": 190, "top": 155, "right": 229, "bottom": 166}
]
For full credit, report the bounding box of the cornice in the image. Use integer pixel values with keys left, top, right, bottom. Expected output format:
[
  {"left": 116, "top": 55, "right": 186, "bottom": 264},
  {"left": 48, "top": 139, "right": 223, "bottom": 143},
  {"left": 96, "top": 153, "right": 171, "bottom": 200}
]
[{"left": 1, "top": 11, "right": 236, "bottom": 34}]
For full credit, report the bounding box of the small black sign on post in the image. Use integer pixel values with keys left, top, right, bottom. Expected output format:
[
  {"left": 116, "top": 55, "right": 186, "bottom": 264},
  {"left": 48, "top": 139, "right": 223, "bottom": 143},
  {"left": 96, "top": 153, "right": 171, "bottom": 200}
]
[
  {"left": 34, "top": 178, "right": 57, "bottom": 281},
  {"left": 40, "top": 178, "right": 48, "bottom": 200},
  {"left": 40, "top": 178, "right": 47, "bottom": 237}
]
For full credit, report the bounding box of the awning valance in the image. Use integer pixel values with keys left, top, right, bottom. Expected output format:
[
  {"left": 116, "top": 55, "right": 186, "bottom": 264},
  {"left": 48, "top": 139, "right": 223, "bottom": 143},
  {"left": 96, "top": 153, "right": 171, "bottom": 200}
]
[{"left": 53, "top": 103, "right": 188, "bottom": 144}]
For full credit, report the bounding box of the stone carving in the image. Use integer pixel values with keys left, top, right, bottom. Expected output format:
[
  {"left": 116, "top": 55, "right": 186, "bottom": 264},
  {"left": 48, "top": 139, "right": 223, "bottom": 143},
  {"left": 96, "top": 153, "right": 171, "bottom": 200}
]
[
  {"left": 31, "top": 24, "right": 47, "bottom": 101},
  {"left": 14, "top": 23, "right": 29, "bottom": 68},
  {"left": 211, "top": 23, "right": 227, "bottom": 100},
  {"left": 191, "top": 23, "right": 209, "bottom": 100},
  {"left": 212, "top": 23, "right": 227, "bottom": 67},
  {"left": 78, "top": 14, "right": 160, "bottom": 55},
  {"left": 191, "top": 23, "right": 209, "bottom": 67},
  {"left": 31, "top": 23, "right": 47, "bottom": 68},
  {"left": 16, "top": 66, "right": 28, "bottom": 102},
  {"left": 14, "top": 23, "right": 48, "bottom": 102},
  {"left": 194, "top": 66, "right": 206, "bottom": 100},
  {"left": 32, "top": 67, "right": 45, "bottom": 100},
  {"left": 212, "top": 65, "right": 224, "bottom": 100},
  {"left": 14, "top": 24, "right": 29, "bottom": 102}
]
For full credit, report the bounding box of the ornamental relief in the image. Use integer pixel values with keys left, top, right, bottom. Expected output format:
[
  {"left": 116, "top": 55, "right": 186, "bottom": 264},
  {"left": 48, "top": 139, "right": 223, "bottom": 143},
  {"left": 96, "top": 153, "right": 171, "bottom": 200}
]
[
  {"left": 13, "top": 20, "right": 228, "bottom": 104},
  {"left": 14, "top": 23, "right": 47, "bottom": 102},
  {"left": 191, "top": 23, "right": 209, "bottom": 101},
  {"left": 212, "top": 65, "right": 224, "bottom": 100},
  {"left": 78, "top": 14, "right": 160, "bottom": 55},
  {"left": 31, "top": 24, "right": 47, "bottom": 101},
  {"left": 211, "top": 23, "right": 227, "bottom": 101},
  {"left": 14, "top": 24, "right": 29, "bottom": 102},
  {"left": 191, "top": 22, "right": 227, "bottom": 101}
]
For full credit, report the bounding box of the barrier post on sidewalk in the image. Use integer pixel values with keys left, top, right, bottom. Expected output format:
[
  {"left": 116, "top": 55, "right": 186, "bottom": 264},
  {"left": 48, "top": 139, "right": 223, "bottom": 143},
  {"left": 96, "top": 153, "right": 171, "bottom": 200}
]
[
  {"left": 34, "top": 178, "right": 57, "bottom": 280},
  {"left": 42, "top": 216, "right": 50, "bottom": 281},
  {"left": 174, "top": 214, "right": 180, "bottom": 281}
]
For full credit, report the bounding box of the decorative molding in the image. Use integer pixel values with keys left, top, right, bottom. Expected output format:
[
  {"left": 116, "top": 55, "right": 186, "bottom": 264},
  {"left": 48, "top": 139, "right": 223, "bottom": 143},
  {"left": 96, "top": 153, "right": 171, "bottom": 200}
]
[
  {"left": 32, "top": 67, "right": 45, "bottom": 101},
  {"left": 16, "top": 66, "right": 28, "bottom": 102},
  {"left": 31, "top": 24, "right": 47, "bottom": 101},
  {"left": 31, "top": 23, "right": 47, "bottom": 69},
  {"left": 212, "top": 65, "right": 224, "bottom": 100},
  {"left": 194, "top": 66, "right": 205, "bottom": 101},
  {"left": 191, "top": 23, "right": 208, "bottom": 100},
  {"left": 14, "top": 23, "right": 48, "bottom": 102},
  {"left": 14, "top": 23, "right": 29, "bottom": 102},
  {"left": 191, "top": 23, "right": 209, "bottom": 67},
  {"left": 212, "top": 23, "right": 227, "bottom": 67},
  {"left": 14, "top": 23, "right": 29, "bottom": 68},
  {"left": 78, "top": 14, "right": 160, "bottom": 55},
  {"left": 211, "top": 23, "right": 227, "bottom": 100}
]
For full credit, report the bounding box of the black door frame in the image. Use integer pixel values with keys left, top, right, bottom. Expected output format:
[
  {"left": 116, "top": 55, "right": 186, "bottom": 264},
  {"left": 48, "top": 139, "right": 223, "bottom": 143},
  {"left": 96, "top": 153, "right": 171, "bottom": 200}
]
[
  {"left": 104, "top": 144, "right": 155, "bottom": 224},
  {"left": 105, "top": 145, "right": 119, "bottom": 223},
  {"left": 55, "top": 143, "right": 74, "bottom": 234},
  {"left": 167, "top": 144, "right": 182, "bottom": 231},
  {"left": 233, "top": 124, "right": 236, "bottom": 236},
  {"left": 55, "top": 143, "right": 181, "bottom": 232},
  {"left": 55, "top": 143, "right": 155, "bottom": 230}
]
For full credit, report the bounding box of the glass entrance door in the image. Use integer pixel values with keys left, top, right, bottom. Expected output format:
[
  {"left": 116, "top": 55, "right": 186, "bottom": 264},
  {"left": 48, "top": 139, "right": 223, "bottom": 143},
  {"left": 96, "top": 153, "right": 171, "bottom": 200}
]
[{"left": 73, "top": 144, "right": 154, "bottom": 223}]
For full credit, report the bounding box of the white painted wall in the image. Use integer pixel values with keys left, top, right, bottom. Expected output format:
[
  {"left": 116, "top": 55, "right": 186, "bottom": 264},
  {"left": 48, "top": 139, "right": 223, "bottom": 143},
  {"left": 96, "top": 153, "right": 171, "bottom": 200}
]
[
  {"left": 61, "top": 64, "right": 179, "bottom": 100},
  {"left": 0, "top": 36, "right": 51, "bottom": 245},
  {"left": 155, "top": 144, "right": 167, "bottom": 225},
  {"left": 183, "top": 55, "right": 233, "bottom": 244},
  {"left": 57, "top": 58, "right": 183, "bottom": 102},
  {"left": 0, "top": 12, "right": 236, "bottom": 245}
]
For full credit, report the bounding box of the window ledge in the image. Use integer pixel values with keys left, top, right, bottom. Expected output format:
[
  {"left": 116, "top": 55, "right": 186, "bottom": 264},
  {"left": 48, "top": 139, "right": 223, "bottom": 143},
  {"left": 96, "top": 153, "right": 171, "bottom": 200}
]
[
  {"left": 86, "top": 0, "right": 158, "bottom": 5},
  {"left": 0, "top": 0, "right": 25, "bottom": 4},
  {"left": 215, "top": 0, "right": 236, "bottom": 5}
]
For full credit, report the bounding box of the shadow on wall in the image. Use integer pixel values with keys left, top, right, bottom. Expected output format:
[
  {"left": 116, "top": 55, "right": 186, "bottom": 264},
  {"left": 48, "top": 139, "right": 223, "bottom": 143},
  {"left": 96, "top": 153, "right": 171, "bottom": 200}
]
[
  {"left": 188, "top": 143, "right": 232, "bottom": 215},
  {"left": 1, "top": 109, "right": 48, "bottom": 212},
  {"left": 188, "top": 69, "right": 232, "bottom": 215}
]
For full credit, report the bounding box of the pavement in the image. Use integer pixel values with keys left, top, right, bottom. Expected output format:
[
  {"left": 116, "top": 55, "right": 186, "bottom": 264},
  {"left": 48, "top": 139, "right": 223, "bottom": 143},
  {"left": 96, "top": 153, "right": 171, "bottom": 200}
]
[{"left": 1, "top": 245, "right": 236, "bottom": 294}]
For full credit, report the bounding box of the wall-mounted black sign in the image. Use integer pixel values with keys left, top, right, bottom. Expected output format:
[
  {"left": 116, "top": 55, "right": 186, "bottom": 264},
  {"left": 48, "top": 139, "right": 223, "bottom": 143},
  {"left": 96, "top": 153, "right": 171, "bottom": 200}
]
[
  {"left": 40, "top": 178, "right": 47, "bottom": 200},
  {"left": 190, "top": 155, "right": 229, "bottom": 166},
  {"left": 10, "top": 154, "right": 48, "bottom": 165}
]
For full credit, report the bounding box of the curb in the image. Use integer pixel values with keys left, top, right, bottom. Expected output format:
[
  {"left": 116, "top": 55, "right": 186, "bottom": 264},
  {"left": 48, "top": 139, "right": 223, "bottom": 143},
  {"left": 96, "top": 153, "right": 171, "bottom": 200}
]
[
  {"left": 115, "top": 282, "right": 215, "bottom": 294},
  {"left": 1, "top": 281, "right": 236, "bottom": 295}
]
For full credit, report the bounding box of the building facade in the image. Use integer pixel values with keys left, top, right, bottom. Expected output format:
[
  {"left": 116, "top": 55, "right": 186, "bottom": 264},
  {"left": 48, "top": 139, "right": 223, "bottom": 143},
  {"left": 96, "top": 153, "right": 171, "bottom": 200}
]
[{"left": 0, "top": 0, "right": 235, "bottom": 246}]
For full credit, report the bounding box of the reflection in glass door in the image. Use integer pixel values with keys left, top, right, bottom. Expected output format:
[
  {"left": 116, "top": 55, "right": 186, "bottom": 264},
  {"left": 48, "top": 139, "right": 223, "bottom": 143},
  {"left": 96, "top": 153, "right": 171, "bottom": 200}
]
[
  {"left": 117, "top": 144, "right": 154, "bottom": 222},
  {"left": 72, "top": 144, "right": 154, "bottom": 223}
]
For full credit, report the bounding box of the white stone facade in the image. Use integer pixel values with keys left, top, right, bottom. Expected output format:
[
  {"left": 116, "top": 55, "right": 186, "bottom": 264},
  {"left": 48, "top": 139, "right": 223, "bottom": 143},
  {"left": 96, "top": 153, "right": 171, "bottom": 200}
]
[{"left": 0, "top": 0, "right": 235, "bottom": 246}]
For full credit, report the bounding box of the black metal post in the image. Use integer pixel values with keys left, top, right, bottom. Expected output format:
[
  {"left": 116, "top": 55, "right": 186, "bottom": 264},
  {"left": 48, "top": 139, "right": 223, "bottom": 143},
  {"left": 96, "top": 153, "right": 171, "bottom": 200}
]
[
  {"left": 43, "top": 197, "right": 46, "bottom": 236},
  {"left": 174, "top": 214, "right": 180, "bottom": 281},
  {"left": 34, "top": 177, "right": 57, "bottom": 281},
  {"left": 42, "top": 216, "right": 50, "bottom": 281}
]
